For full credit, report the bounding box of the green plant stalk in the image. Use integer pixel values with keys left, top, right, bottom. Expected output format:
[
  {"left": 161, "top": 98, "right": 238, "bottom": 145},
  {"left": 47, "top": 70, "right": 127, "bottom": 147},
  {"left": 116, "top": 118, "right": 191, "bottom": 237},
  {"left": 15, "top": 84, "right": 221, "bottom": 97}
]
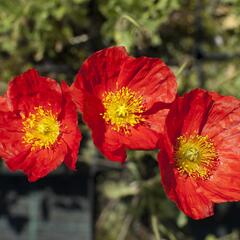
[
  {"left": 176, "top": 60, "right": 189, "bottom": 78},
  {"left": 121, "top": 14, "right": 141, "bottom": 30},
  {"left": 151, "top": 214, "right": 161, "bottom": 240}
]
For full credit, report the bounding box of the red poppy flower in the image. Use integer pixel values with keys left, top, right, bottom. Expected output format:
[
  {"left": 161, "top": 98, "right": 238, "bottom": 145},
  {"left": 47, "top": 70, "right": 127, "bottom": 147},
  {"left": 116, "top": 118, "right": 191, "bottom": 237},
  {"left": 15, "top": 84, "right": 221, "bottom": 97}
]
[
  {"left": 0, "top": 69, "right": 81, "bottom": 182},
  {"left": 158, "top": 89, "right": 240, "bottom": 219},
  {"left": 71, "top": 46, "right": 177, "bottom": 162}
]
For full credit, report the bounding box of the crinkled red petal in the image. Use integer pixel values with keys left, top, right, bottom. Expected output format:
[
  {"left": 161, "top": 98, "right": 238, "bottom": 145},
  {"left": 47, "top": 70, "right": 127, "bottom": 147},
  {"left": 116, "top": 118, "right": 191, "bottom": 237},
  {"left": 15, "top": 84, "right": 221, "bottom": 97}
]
[
  {"left": 119, "top": 105, "right": 170, "bottom": 150},
  {"left": 0, "top": 112, "right": 29, "bottom": 159},
  {"left": 143, "top": 102, "right": 171, "bottom": 134},
  {"left": 69, "top": 84, "right": 84, "bottom": 113},
  {"left": 0, "top": 96, "right": 12, "bottom": 111},
  {"left": 24, "top": 143, "right": 67, "bottom": 182},
  {"left": 173, "top": 176, "right": 214, "bottom": 219},
  {"left": 158, "top": 136, "right": 214, "bottom": 219},
  {"left": 63, "top": 130, "right": 81, "bottom": 170},
  {"left": 119, "top": 125, "right": 159, "bottom": 150},
  {"left": 72, "top": 46, "right": 129, "bottom": 111},
  {"left": 199, "top": 95, "right": 240, "bottom": 202},
  {"left": 82, "top": 92, "right": 126, "bottom": 162},
  {"left": 118, "top": 56, "right": 177, "bottom": 109},
  {"left": 7, "top": 68, "right": 62, "bottom": 114},
  {"left": 166, "top": 89, "right": 214, "bottom": 144},
  {"left": 201, "top": 95, "right": 240, "bottom": 138},
  {"left": 199, "top": 155, "right": 240, "bottom": 203},
  {"left": 60, "top": 82, "right": 82, "bottom": 170}
]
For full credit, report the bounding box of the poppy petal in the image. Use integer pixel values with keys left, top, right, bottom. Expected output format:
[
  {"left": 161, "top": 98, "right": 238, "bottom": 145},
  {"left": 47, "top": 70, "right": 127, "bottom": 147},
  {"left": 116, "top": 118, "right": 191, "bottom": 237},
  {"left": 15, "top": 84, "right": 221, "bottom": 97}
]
[
  {"left": 158, "top": 137, "right": 214, "bottom": 219},
  {"left": 0, "top": 96, "right": 12, "bottom": 111},
  {"left": 7, "top": 68, "right": 62, "bottom": 113},
  {"left": 60, "top": 82, "right": 82, "bottom": 169},
  {"left": 202, "top": 95, "right": 240, "bottom": 139},
  {"left": 180, "top": 89, "right": 214, "bottom": 135},
  {"left": 0, "top": 112, "right": 28, "bottom": 159},
  {"left": 82, "top": 92, "right": 126, "bottom": 162},
  {"left": 200, "top": 100, "right": 240, "bottom": 202},
  {"left": 73, "top": 46, "right": 128, "bottom": 98},
  {"left": 27, "top": 144, "right": 68, "bottom": 182},
  {"left": 118, "top": 57, "right": 177, "bottom": 109}
]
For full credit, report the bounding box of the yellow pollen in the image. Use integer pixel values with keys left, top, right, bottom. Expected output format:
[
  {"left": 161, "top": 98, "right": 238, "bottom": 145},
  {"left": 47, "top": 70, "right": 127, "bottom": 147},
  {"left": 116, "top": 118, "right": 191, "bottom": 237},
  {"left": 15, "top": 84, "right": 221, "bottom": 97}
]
[
  {"left": 101, "top": 87, "right": 145, "bottom": 134},
  {"left": 175, "top": 135, "right": 218, "bottom": 179},
  {"left": 21, "top": 106, "right": 60, "bottom": 150}
]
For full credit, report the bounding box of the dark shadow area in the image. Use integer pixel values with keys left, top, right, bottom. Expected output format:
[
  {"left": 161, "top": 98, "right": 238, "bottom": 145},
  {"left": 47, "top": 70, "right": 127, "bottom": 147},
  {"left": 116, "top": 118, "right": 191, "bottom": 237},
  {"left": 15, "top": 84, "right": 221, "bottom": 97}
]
[{"left": 0, "top": 162, "right": 91, "bottom": 240}]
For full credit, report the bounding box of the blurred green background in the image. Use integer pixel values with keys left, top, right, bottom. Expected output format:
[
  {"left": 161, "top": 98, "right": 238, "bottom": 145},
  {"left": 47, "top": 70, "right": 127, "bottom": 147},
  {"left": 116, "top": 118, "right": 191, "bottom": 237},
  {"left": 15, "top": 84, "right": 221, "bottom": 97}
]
[{"left": 0, "top": 0, "right": 240, "bottom": 239}]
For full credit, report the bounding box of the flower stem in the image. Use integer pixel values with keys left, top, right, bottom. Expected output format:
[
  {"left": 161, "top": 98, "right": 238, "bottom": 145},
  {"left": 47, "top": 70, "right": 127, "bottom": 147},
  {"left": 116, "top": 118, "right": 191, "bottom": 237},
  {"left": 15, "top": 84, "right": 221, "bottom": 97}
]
[
  {"left": 176, "top": 60, "right": 189, "bottom": 77},
  {"left": 151, "top": 214, "right": 161, "bottom": 240}
]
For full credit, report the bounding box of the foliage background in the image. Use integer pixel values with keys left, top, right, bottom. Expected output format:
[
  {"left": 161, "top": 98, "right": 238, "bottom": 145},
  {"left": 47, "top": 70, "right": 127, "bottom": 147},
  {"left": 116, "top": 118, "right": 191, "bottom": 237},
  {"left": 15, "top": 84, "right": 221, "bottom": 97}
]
[{"left": 0, "top": 0, "right": 240, "bottom": 239}]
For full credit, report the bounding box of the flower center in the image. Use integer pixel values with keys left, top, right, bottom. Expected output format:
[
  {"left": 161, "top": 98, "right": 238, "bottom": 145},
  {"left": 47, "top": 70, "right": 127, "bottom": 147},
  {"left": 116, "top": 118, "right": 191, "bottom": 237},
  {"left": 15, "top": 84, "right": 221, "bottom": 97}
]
[
  {"left": 175, "top": 135, "right": 218, "bottom": 179},
  {"left": 21, "top": 106, "right": 60, "bottom": 150},
  {"left": 101, "top": 87, "right": 145, "bottom": 133}
]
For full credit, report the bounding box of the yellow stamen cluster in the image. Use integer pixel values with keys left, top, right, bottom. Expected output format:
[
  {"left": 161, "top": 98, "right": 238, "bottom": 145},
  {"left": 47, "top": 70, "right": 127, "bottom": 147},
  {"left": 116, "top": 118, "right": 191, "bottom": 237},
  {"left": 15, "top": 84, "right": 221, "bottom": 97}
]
[
  {"left": 101, "top": 87, "right": 145, "bottom": 134},
  {"left": 175, "top": 135, "right": 218, "bottom": 179},
  {"left": 21, "top": 106, "right": 60, "bottom": 150}
]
